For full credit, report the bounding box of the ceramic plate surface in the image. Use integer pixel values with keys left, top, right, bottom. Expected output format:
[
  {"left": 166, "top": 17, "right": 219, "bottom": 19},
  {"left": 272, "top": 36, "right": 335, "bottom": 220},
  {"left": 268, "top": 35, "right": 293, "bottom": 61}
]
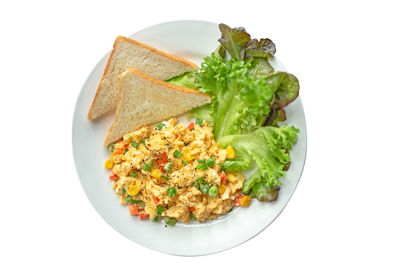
[{"left": 72, "top": 20, "right": 307, "bottom": 256}]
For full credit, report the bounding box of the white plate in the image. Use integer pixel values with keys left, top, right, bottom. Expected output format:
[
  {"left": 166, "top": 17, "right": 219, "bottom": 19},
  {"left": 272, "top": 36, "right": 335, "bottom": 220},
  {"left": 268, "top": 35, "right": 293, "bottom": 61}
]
[{"left": 72, "top": 20, "right": 307, "bottom": 256}]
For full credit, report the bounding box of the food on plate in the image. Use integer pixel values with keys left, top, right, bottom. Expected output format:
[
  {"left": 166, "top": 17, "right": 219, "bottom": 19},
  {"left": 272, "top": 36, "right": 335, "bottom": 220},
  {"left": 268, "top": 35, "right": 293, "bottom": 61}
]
[
  {"left": 88, "top": 36, "right": 197, "bottom": 120},
  {"left": 168, "top": 24, "right": 300, "bottom": 201},
  {"left": 106, "top": 118, "right": 247, "bottom": 223},
  {"left": 97, "top": 23, "right": 300, "bottom": 225},
  {"left": 104, "top": 69, "right": 211, "bottom": 146}
]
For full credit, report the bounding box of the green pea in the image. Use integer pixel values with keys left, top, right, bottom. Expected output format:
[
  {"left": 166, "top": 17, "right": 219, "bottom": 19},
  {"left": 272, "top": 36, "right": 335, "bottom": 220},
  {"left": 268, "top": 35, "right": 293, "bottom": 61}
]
[
  {"left": 164, "top": 162, "right": 172, "bottom": 172},
  {"left": 200, "top": 184, "right": 210, "bottom": 194},
  {"left": 208, "top": 185, "right": 218, "bottom": 197}
]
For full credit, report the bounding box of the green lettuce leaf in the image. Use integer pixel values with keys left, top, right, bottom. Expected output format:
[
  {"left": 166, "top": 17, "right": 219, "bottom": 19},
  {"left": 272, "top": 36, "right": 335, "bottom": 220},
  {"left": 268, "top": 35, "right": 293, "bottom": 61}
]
[{"left": 219, "top": 125, "right": 299, "bottom": 201}]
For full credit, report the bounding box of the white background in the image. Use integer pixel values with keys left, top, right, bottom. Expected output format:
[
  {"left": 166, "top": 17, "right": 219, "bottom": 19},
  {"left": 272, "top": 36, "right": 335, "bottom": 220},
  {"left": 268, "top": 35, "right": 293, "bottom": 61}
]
[{"left": 1, "top": 0, "right": 399, "bottom": 266}]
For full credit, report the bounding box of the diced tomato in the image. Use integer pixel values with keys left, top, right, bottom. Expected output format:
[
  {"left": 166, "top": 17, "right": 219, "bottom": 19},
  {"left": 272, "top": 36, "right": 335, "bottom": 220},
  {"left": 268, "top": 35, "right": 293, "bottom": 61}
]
[
  {"left": 219, "top": 172, "right": 227, "bottom": 183},
  {"left": 152, "top": 195, "right": 160, "bottom": 204},
  {"left": 233, "top": 195, "right": 244, "bottom": 206},
  {"left": 156, "top": 152, "right": 168, "bottom": 171},
  {"left": 109, "top": 172, "right": 119, "bottom": 181},
  {"left": 187, "top": 122, "right": 195, "bottom": 130},
  {"left": 189, "top": 206, "right": 196, "bottom": 212},
  {"left": 139, "top": 212, "right": 149, "bottom": 220},
  {"left": 159, "top": 163, "right": 166, "bottom": 173},
  {"left": 157, "top": 152, "right": 168, "bottom": 164},
  {"left": 128, "top": 204, "right": 139, "bottom": 216}
]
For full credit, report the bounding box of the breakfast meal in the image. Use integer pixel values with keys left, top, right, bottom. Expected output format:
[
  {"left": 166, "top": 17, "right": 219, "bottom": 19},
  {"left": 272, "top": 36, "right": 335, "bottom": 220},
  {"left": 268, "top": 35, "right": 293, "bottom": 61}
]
[{"left": 89, "top": 23, "right": 300, "bottom": 226}]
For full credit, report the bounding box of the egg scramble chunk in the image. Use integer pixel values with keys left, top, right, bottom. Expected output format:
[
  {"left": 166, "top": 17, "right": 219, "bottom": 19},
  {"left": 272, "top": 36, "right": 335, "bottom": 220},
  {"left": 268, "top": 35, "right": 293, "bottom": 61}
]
[{"left": 105, "top": 118, "right": 250, "bottom": 225}]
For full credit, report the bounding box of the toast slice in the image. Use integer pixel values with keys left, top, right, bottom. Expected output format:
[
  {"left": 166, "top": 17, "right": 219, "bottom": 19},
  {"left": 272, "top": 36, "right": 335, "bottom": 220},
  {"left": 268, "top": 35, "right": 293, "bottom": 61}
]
[
  {"left": 104, "top": 69, "right": 211, "bottom": 146},
  {"left": 88, "top": 36, "right": 197, "bottom": 120}
]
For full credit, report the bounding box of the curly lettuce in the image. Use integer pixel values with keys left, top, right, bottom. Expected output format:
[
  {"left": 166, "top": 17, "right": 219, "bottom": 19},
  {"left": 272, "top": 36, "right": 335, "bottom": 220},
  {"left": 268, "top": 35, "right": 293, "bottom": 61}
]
[{"left": 219, "top": 126, "right": 299, "bottom": 201}]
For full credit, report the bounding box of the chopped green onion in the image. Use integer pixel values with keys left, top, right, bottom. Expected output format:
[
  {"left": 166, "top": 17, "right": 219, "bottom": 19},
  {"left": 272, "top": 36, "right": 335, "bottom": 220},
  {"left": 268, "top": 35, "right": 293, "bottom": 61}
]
[
  {"left": 189, "top": 212, "right": 196, "bottom": 220},
  {"left": 164, "top": 162, "right": 172, "bottom": 172},
  {"left": 136, "top": 200, "right": 146, "bottom": 209},
  {"left": 200, "top": 184, "right": 210, "bottom": 194},
  {"left": 196, "top": 157, "right": 215, "bottom": 170},
  {"left": 196, "top": 177, "right": 205, "bottom": 185},
  {"left": 166, "top": 143, "right": 171, "bottom": 147},
  {"left": 156, "top": 206, "right": 165, "bottom": 214},
  {"left": 181, "top": 160, "right": 187, "bottom": 165},
  {"left": 162, "top": 175, "right": 169, "bottom": 181},
  {"left": 131, "top": 142, "right": 138, "bottom": 148},
  {"left": 193, "top": 182, "right": 200, "bottom": 189},
  {"left": 166, "top": 187, "right": 177, "bottom": 197},
  {"left": 207, "top": 157, "right": 215, "bottom": 166},
  {"left": 130, "top": 172, "right": 137, "bottom": 178},
  {"left": 208, "top": 185, "right": 219, "bottom": 197},
  {"left": 121, "top": 188, "right": 126, "bottom": 194},
  {"left": 163, "top": 216, "right": 177, "bottom": 226},
  {"left": 125, "top": 196, "right": 134, "bottom": 204},
  {"left": 173, "top": 150, "right": 182, "bottom": 158},
  {"left": 108, "top": 144, "right": 115, "bottom": 152},
  {"left": 143, "top": 159, "right": 154, "bottom": 172},
  {"left": 195, "top": 118, "right": 203, "bottom": 125},
  {"left": 141, "top": 139, "right": 147, "bottom": 147},
  {"left": 156, "top": 123, "right": 165, "bottom": 130},
  {"left": 151, "top": 216, "right": 160, "bottom": 222}
]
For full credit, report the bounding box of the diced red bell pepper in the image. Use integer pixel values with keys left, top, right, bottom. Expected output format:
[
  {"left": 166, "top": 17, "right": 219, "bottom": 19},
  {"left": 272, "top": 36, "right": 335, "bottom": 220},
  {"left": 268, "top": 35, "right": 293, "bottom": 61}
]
[
  {"left": 128, "top": 204, "right": 139, "bottom": 216},
  {"left": 139, "top": 212, "right": 149, "bottom": 220},
  {"left": 187, "top": 122, "right": 195, "bottom": 130},
  {"left": 113, "top": 148, "right": 124, "bottom": 155},
  {"left": 219, "top": 172, "right": 227, "bottom": 183},
  {"left": 152, "top": 195, "right": 160, "bottom": 204},
  {"left": 233, "top": 195, "right": 244, "bottom": 207},
  {"left": 189, "top": 206, "right": 196, "bottom": 212},
  {"left": 109, "top": 172, "right": 119, "bottom": 181}
]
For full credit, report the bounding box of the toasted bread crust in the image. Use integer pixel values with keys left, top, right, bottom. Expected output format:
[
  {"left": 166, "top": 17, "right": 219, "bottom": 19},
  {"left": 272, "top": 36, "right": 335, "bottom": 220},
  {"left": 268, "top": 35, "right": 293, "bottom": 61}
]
[
  {"left": 103, "top": 68, "right": 210, "bottom": 146},
  {"left": 87, "top": 36, "right": 198, "bottom": 120},
  {"left": 116, "top": 36, "right": 198, "bottom": 69}
]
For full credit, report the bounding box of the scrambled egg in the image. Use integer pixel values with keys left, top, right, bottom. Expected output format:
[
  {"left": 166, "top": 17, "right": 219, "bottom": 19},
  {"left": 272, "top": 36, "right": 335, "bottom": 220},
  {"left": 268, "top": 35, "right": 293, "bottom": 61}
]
[{"left": 107, "top": 118, "right": 245, "bottom": 224}]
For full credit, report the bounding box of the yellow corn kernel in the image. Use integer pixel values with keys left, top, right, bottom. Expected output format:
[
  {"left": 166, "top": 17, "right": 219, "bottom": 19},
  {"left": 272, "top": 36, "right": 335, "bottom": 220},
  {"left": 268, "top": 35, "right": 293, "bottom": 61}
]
[
  {"left": 219, "top": 184, "right": 226, "bottom": 194},
  {"left": 240, "top": 195, "right": 252, "bottom": 207},
  {"left": 104, "top": 158, "right": 114, "bottom": 169},
  {"left": 151, "top": 168, "right": 162, "bottom": 179},
  {"left": 128, "top": 184, "right": 140, "bottom": 196},
  {"left": 226, "top": 145, "right": 236, "bottom": 159},
  {"left": 183, "top": 149, "right": 194, "bottom": 161},
  {"left": 227, "top": 173, "right": 238, "bottom": 183}
]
